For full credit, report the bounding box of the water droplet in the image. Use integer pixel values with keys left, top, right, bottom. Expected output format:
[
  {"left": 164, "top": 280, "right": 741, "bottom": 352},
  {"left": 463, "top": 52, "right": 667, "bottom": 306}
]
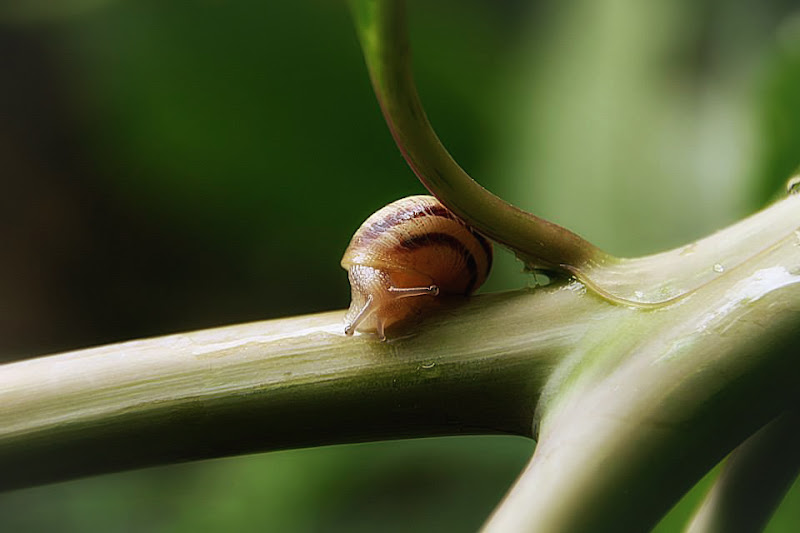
[
  {"left": 421, "top": 361, "right": 436, "bottom": 369},
  {"left": 713, "top": 264, "right": 725, "bottom": 273},
  {"left": 786, "top": 175, "right": 800, "bottom": 195},
  {"left": 634, "top": 290, "right": 644, "bottom": 299}
]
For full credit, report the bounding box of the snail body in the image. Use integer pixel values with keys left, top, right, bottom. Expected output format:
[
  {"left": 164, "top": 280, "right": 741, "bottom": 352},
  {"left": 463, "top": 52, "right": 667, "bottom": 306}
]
[{"left": 341, "top": 195, "right": 493, "bottom": 340}]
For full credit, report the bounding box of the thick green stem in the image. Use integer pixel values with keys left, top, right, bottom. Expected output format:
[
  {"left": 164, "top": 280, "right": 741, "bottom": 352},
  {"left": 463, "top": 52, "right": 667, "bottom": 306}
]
[
  {"left": 0, "top": 288, "right": 596, "bottom": 491},
  {"left": 1, "top": 199, "right": 798, "bottom": 533},
  {"left": 2, "top": 194, "right": 798, "bottom": 533},
  {"left": 483, "top": 222, "right": 800, "bottom": 532}
]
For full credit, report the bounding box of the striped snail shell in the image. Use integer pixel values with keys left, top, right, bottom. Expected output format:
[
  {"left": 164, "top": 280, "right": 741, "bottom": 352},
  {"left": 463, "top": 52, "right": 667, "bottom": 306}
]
[{"left": 341, "top": 195, "right": 493, "bottom": 340}]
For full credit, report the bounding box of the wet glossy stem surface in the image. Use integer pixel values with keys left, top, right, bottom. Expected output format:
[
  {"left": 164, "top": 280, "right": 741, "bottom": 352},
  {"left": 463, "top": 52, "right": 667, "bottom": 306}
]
[
  {"left": 482, "top": 222, "right": 800, "bottom": 532},
  {"left": 0, "top": 194, "right": 797, "bottom": 533},
  {"left": 0, "top": 288, "right": 592, "bottom": 491}
]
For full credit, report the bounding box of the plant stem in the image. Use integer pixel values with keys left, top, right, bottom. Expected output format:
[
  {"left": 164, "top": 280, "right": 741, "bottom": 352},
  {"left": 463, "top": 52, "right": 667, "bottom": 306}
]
[
  {"left": 483, "top": 224, "right": 800, "bottom": 532},
  {"left": 0, "top": 288, "right": 598, "bottom": 491},
  {"left": 348, "top": 0, "right": 800, "bottom": 309},
  {"left": 348, "top": 0, "right": 610, "bottom": 272},
  {"left": 1, "top": 198, "right": 798, "bottom": 533}
]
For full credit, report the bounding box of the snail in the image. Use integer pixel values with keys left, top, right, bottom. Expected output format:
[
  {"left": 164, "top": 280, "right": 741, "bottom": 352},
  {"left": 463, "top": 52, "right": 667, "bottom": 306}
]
[{"left": 341, "top": 195, "right": 493, "bottom": 340}]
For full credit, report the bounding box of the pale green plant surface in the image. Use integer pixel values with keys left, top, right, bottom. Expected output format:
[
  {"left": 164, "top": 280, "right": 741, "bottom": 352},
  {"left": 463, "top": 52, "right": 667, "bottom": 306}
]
[{"left": 1, "top": 188, "right": 798, "bottom": 530}]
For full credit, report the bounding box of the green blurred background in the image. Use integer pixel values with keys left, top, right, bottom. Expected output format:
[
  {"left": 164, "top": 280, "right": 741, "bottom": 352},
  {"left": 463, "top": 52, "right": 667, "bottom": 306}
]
[{"left": 1, "top": 0, "right": 799, "bottom": 531}]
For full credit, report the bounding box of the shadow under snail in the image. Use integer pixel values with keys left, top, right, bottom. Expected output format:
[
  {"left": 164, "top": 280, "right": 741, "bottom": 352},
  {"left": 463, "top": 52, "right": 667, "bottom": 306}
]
[{"left": 341, "top": 195, "right": 493, "bottom": 340}]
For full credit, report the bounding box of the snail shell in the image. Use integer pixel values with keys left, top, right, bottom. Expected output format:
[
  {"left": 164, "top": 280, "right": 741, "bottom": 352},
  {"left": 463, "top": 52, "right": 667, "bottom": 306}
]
[{"left": 341, "top": 195, "right": 493, "bottom": 340}]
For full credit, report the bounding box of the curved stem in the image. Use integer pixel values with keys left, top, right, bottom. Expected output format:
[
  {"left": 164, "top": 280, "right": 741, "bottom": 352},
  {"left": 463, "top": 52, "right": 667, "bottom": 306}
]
[
  {"left": 348, "top": 0, "right": 800, "bottom": 308},
  {"left": 348, "top": 0, "right": 611, "bottom": 273}
]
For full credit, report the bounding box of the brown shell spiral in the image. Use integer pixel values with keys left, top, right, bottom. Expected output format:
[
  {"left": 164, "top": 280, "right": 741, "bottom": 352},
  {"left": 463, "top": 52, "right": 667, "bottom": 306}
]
[{"left": 341, "top": 195, "right": 493, "bottom": 340}]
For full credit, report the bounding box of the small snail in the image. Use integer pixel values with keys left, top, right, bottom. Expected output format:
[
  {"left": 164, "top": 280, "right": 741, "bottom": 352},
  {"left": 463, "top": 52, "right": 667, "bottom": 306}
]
[{"left": 341, "top": 195, "right": 493, "bottom": 340}]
